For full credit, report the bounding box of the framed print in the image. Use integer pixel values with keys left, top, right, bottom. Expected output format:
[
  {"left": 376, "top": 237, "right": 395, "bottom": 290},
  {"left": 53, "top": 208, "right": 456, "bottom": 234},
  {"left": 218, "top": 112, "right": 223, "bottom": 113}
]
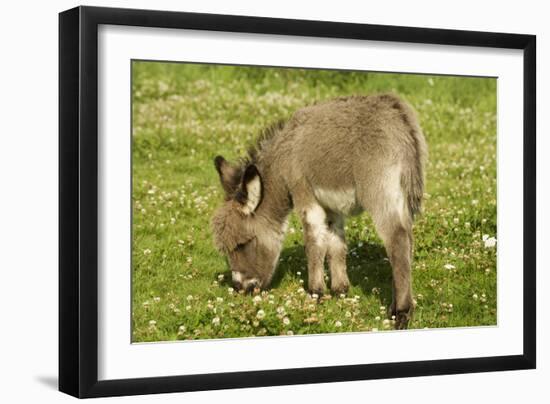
[{"left": 59, "top": 6, "right": 536, "bottom": 398}]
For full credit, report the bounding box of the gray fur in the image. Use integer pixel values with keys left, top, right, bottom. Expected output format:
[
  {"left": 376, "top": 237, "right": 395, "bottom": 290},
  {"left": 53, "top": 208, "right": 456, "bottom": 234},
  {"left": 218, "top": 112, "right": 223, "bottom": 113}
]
[{"left": 211, "top": 93, "right": 427, "bottom": 328}]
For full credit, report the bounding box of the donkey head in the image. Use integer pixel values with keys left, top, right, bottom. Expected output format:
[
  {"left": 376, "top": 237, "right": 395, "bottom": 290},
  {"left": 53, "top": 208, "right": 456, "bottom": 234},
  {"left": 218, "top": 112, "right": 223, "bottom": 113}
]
[{"left": 211, "top": 156, "right": 282, "bottom": 292}]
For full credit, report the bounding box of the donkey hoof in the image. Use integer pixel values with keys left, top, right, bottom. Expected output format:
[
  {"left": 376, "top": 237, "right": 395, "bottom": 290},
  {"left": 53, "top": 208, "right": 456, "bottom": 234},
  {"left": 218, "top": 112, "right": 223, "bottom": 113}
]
[
  {"left": 331, "top": 283, "right": 349, "bottom": 296},
  {"left": 308, "top": 287, "right": 325, "bottom": 297},
  {"left": 393, "top": 310, "right": 413, "bottom": 330}
]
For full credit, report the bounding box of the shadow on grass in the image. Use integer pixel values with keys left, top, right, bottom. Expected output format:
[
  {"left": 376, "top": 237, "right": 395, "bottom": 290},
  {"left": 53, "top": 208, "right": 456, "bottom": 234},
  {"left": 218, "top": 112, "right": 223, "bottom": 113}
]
[{"left": 271, "top": 241, "right": 394, "bottom": 305}]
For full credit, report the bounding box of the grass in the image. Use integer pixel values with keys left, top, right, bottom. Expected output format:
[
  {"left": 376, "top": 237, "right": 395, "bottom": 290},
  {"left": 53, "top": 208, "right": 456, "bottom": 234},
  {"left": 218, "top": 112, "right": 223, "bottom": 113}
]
[{"left": 131, "top": 61, "right": 497, "bottom": 342}]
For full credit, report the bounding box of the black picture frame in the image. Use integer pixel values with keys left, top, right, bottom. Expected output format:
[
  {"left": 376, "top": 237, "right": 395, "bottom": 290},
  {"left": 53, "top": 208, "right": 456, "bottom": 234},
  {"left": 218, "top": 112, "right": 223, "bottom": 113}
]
[{"left": 59, "top": 5, "right": 536, "bottom": 398}]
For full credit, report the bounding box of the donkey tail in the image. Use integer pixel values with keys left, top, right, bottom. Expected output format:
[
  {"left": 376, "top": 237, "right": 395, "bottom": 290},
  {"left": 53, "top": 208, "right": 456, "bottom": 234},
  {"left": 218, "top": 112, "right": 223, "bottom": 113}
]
[{"left": 399, "top": 99, "right": 428, "bottom": 218}]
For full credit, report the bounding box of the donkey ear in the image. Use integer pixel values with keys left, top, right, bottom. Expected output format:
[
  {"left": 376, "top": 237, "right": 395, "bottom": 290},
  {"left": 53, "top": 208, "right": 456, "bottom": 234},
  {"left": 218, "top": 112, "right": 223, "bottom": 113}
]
[
  {"left": 214, "top": 155, "right": 241, "bottom": 196},
  {"left": 236, "top": 164, "right": 263, "bottom": 215}
]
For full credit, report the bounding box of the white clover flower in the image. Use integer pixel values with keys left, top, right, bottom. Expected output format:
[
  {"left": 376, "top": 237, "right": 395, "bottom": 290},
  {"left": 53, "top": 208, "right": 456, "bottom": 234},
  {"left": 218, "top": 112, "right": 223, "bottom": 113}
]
[
  {"left": 345, "top": 311, "right": 352, "bottom": 318},
  {"left": 484, "top": 237, "right": 497, "bottom": 248},
  {"left": 283, "top": 317, "right": 290, "bottom": 325},
  {"left": 357, "top": 241, "right": 364, "bottom": 248},
  {"left": 443, "top": 264, "right": 456, "bottom": 270},
  {"left": 216, "top": 297, "right": 224, "bottom": 303},
  {"left": 276, "top": 306, "right": 286, "bottom": 315},
  {"left": 256, "top": 310, "right": 266, "bottom": 320},
  {"left": 371, "top": 327, "right": 379, "bottom": 332},
  {"left": 375, "top": 316, "right": 381, "bottom": 321},
  {"left": 311, "top": 293, "right": 319, "bottom": 300},
  {"left": 153, "top": 296, "right": 161, "bottom": 303},
  {"left": 335, "top": 321, "right": 343, "bottom": 328},
  {"left": 253, "top": 295, "right": 262, "bottom": 304},
  {"left": 286, "top": 330, "right": 294, "bottom": 336},
  {"left": 212, "top": 317, "right": 220, "bottom": 326},
  {"left": 453, "top": 218, "right": 459, "bottom": 224},
  {"left": 296, "top": 271, "right": 301, "bottom": 276},
  {"left": 472, "top": 293, "right": 479, "bottom": 300},
  {"left": 143, "top": 249, "right": 152, "bottom": 255},
  {"left": 148, "top": 320, "right": 157, "bottom": 326},
  {"left": 178, "top": 325, "right": 186, "bottom": 334},
  {"left": 186, "top": 295, "right": 193, "bottom": 302},
  {"left": 217, "top": 274, "right": 224, "bottom": 281},
  {"left": 382, "top": 319, "right": 391, "bottom": 328}
]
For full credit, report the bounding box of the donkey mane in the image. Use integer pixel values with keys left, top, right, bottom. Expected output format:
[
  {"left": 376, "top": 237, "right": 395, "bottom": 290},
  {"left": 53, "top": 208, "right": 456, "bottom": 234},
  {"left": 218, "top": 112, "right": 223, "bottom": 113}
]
[{"left": 243, "top": 119, "right": 287, "bottom": 166}]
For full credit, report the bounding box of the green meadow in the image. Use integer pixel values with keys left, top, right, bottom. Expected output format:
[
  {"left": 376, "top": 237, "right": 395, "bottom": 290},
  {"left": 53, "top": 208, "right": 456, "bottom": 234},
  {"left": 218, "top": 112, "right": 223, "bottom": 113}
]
[{"left": 131, "top": 61, "right": 497, "bottom": 342}]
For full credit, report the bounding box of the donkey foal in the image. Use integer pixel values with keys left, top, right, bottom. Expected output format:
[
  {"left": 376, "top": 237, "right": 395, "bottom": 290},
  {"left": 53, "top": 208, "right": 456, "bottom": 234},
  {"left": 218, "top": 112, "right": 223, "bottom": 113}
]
[{"left": 211, "top": 94, "right": 427, "bottom": 329}]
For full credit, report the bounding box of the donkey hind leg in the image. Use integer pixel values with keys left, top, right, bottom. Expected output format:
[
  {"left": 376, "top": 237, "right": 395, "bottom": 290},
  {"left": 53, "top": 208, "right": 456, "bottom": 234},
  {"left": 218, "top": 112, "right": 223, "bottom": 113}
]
[
  {"left": 375, "top": 212, "right": 414, "bottom": 330},
  {"left": 357, "top": 162, "right": 415, "bottom": 329},
  {"left": 326, "top": 212, "right": 350, "bottom": 295},
  {"left": 300, "top": 203, "right": 329, "bottom": 295}
]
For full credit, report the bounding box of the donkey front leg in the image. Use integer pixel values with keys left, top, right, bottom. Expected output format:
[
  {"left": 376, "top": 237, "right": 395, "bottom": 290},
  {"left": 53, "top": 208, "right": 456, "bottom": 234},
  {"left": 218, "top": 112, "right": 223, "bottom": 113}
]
[
  {"left": 300, "top": 204, "right": 329, "bottom": 295},
  {"left": 326, "top": 212, "right": 350, "bottom": 295}
]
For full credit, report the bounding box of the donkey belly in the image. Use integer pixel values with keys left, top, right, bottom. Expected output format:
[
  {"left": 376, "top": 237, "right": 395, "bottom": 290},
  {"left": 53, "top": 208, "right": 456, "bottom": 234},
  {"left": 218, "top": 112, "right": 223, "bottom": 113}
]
[{"left": 313, "top": 187, "right": 363, "bottom": 216}]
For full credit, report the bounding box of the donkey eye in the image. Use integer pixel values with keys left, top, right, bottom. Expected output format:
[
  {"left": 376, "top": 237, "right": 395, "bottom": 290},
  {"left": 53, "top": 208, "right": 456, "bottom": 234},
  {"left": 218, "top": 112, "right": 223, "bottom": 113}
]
[{"left": 234, "top": 237, "right": 255, "bottom": 252}]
